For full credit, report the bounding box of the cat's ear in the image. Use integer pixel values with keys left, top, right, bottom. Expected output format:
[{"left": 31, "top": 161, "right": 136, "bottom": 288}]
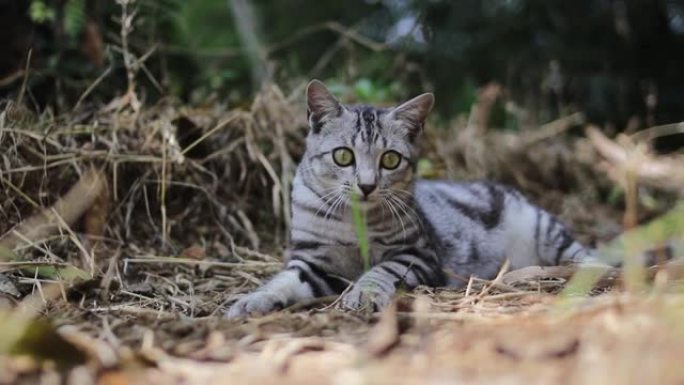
[
  {"left": 306, "top": 79, "right": 343, "bottom": 134},
  {"left": 388, "top": 93, "right": 434, "bottom": 141}
]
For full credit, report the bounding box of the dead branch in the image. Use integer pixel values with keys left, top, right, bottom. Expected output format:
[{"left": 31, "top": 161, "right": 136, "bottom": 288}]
[
  {"left": 0, "top": 169, "right": 107, "bottom": 250},
  {"left": 268, "top": 21, "right": 387, "bottom": 55},
  {"left": 586, "top": 125, "right": 684, "bottom": 194},
  {"left": 522, "top": 112, "right": 585, "bottom": 147}
]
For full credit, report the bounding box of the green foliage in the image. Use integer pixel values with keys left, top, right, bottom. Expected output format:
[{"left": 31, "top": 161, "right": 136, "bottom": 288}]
[
  {"left": 417, "top": 158, "right": 438, "bottom": 179},
  {"left": 353, "top": 78, "right": 391, "bottom": 104},
  {"left": 63, "top": 0, "right": 86, "bottom": 39},
  {"left": 452, "top": 78, "right": 478, "bottom": 116},
  {"left": 28, "top": 1, "right": 55, "bottom": 24},
  {"left": 161, "top": 0, "right": 249, "bottom": 99},
  {"left": 326, "top": 78, "right": 401, "bottom": 105},
  {"left": 6, "top": 0, "right": 683, "bottom": 126}
]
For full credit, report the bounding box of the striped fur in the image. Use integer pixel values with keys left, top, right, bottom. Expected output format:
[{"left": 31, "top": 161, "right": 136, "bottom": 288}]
[{"left": 225, "top": 80, "right": 592, "bottom": 318}]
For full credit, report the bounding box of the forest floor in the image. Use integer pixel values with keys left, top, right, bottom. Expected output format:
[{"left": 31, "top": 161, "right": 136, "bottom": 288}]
[{"left": 1, "top": 88, "right": 683, "bottom": 384}]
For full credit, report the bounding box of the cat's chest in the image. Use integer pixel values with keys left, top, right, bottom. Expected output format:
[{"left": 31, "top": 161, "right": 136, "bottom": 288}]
[
  {"left": 328, "top": 240, "right": 402, "bottom": 267},
  {"left": 324, "top": 224, "right": 402, "bottom": 259}
]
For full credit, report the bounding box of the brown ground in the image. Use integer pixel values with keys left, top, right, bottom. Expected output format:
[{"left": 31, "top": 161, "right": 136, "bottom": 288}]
[{"left": 6, "top": 278, "right": 684, "bottom": 385}]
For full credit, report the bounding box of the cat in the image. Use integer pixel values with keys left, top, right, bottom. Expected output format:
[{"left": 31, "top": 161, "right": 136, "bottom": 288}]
[{"left": 225, "top": 79, "right": 593, "bottom": 318}]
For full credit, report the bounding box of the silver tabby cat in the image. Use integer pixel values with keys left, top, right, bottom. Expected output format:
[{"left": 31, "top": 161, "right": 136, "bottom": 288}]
[{"left": 226, "top": 80, "right": 592, "bottom": 318}]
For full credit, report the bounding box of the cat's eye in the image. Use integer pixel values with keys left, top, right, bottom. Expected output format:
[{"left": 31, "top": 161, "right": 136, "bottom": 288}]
[
  {"left": 332, "top": 147, "right": 355, "bottom": 167},
  {"left": 380, "top": 151, "right": 402, "bottom": 170}
]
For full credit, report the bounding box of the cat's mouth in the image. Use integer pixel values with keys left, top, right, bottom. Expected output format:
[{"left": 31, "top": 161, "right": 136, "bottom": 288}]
[
  {"left": 348, "top": 189, "right": 379, "bottom": 203},
  {"left": 341, "top": 192, "right": 381, "bottom": 209}
]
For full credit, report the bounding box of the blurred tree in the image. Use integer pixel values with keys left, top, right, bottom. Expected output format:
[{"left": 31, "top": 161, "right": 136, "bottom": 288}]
[{"left": 0, "top": 0, "right": 682, "bottom": 131}]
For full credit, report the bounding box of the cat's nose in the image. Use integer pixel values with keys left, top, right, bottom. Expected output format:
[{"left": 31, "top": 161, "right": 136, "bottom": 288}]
[{"left": 358, "top": 183, "right": 377, "bottom": 197}]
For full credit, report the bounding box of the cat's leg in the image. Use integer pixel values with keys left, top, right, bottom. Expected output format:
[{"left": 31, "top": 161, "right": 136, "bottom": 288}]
[
  {"left": 341, "top": 246, "right": 445, "bottom": 311},
  {"left": 225, "top": 252, "right": 348, "bottom": 318}
]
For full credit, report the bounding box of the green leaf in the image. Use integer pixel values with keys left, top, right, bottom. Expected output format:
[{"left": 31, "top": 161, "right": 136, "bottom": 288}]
[
  {"left": 355, "top": 78, "right": 374, "bottom": 101},
  {"left": 417, "top": 158, "right": 437, "bottom": 179},
  {"left": 64, "top": 0, "right": 86, "bottom": 39},
  {"left": 20, "top": 265, "right": 58, "bottom": 278},
  {"left": 28, "top": 1, "right": 56, "bottom": 24},
  {"left": 56, "top": 265, "right": 91, "bottom": 282},
  {"left": 0, "top": 246, "right": 20, "bottom": 262},
  {"left": 19, "top": 264, "right": 91, "bottom": 283},
  {"left": 350, "top": 193, "right": 371, "bottom": 272}
]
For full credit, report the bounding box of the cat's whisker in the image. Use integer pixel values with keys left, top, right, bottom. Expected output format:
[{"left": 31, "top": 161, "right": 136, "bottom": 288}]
[
  {"left": 387, "top": 195, "right": 418, "bottom": 239},
  {"left": 380, "top": 189, "right": 415, "bottom": 220},
  {"left": 314, "top": 188, "right": 344, "bottom": 217},
  {"left": 384, "top": 195, "right": 407, "bottom": 242},
  {"left": 389, "top": 191, "right": 421, "bottom": 220},
  {"left": 322, "top": 192, "right": 343, "bottom": 219},
  {"left": 379, "top": 191, "right": 399, "bottom": 222},
  {"left": 323, "top": 184, "right": 352, "bottom": 220},
  {"left": 390, "top": 188, "right": 415, "bottom": 198},
  {"left": 325, "top": 193, "right": 345, "bottom": 220},
  {"left": 388, "top": 193, "right": 421, "bottom": 232}
]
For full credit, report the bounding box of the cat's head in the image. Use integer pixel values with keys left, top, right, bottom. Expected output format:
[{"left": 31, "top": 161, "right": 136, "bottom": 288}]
[{"left": 300, "top": 79, "right": 433, "bottom": 206}]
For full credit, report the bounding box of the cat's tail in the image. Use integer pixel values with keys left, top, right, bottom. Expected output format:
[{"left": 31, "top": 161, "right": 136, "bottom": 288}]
[
  {"left": 558, "top": 234, "right": 681, "bottom": 268},
  {"left": 531, "top": 210, "right": 675, "bottom": 268},
  {"left": 531, "top": 209, "right": 597, "bottom": 266}
]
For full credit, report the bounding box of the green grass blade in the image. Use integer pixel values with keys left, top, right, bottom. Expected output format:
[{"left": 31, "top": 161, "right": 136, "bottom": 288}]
[{"left": 350, "top": 193, "right": 371, "bottom": 272}]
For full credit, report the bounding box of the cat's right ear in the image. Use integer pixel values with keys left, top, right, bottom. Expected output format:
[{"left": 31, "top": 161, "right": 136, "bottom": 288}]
[{"left": 306, "top": 79, "right": 343, "bottom": 134}]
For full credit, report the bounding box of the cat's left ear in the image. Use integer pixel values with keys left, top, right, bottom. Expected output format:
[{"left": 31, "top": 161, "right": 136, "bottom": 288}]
[{"left": 388, "top": 93, "right": 434, "bottom": 141}]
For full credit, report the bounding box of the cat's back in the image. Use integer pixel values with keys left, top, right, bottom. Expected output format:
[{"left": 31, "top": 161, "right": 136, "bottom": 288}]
[
  {"left": 413, "top": 179, "right": 524, "bottom": 229},
  {"left": 413, "top": 179, "right": 539, "bottom": 283}
]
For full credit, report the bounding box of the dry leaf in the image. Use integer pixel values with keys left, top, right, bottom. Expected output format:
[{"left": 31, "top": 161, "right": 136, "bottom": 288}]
[{"left": 180, "top": 246, "right": 206, "bottom": 260}]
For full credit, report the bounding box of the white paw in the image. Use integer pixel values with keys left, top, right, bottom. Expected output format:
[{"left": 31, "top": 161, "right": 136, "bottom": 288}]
[
  {"left": 225, "top": 291, "right": 287, "bottom": 318},
  {"left": 340, "top": 284, "right": 393, "bottom": 312}
]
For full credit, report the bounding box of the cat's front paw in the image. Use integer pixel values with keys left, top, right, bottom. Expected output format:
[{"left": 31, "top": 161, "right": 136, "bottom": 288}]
[
  {"left": 340, "top": 285, "right": 393, "bottom": 312},
  {"left": 225, "top": 290, "right": 286, "bottom": 318}
]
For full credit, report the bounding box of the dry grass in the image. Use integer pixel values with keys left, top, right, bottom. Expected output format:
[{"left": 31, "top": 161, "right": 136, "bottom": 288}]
[{"left": 0, "top": 81, "right": 683, "bottom": 384}]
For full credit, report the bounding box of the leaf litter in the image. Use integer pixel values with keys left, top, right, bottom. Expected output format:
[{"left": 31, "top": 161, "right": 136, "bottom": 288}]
[{"left": 0, "top": 85, "right": 683, "bottom": 384}]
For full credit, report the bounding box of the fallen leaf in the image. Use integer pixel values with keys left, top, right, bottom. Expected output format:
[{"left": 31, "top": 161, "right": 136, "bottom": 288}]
[
  {"left": 98, "top": 371, "right": 134, "bottom": 385},
  {"left": 180, "top": 246, "right": 205, "bottom": 260},
  {"left": 18, "top": 264, "right": 92, "bottom": 284}
]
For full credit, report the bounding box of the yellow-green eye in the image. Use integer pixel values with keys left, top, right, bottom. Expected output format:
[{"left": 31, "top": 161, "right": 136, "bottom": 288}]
[
  {"left": 381, "top": 151, "right": 402, "bottom": 170},
  {"left": 332, "top": 147, "right": 354, "bottom": 167}
]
